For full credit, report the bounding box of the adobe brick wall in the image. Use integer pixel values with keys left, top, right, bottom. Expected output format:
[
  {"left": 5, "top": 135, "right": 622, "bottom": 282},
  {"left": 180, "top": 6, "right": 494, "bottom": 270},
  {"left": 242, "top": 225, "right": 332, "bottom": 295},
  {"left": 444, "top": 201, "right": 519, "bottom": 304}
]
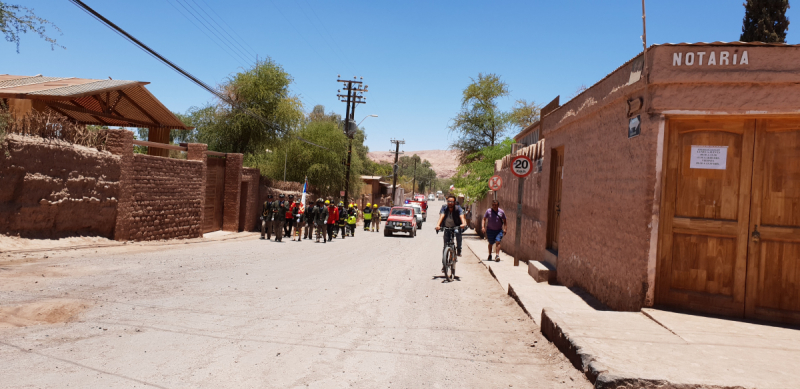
[
  {"left": 222, "top": 153, "right": 243, "bottom": 232},
  {"left": 0, "top": 134, "right": 120, "bottom": 239},
  {"left": 241, "top": 167, "right": 260, "bottom": 232},
  {"left": 186, "top": 143, "right": 208, "bottom": 236},
  {"left": 125, "top": 154, "right": 205, "bottom": 241},
  {"left": 107, "top": 130, "right": 134, "bottom": 241}
]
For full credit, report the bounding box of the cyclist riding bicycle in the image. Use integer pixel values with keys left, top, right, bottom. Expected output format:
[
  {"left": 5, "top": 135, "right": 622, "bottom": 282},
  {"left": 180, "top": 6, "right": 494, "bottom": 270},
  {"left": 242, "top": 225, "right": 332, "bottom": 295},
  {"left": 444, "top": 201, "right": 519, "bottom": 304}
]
[{"left": 435, "top": 194, "right": 467, "bottom": 267}]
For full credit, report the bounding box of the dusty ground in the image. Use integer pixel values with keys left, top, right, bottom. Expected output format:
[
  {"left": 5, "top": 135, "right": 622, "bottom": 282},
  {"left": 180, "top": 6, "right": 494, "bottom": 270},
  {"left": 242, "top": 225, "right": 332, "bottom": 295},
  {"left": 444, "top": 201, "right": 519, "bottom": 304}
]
[
  {"left": 368, "top": 150, "right": 460, "bottom": 178},
  {"left": 0, "top": 209, "right": 589, "bottom": 388}
]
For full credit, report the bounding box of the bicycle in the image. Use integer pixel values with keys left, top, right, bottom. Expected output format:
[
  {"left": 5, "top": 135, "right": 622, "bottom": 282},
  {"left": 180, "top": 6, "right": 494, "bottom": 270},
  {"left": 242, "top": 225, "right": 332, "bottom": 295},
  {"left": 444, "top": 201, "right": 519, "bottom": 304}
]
[{"left": 437, "top": 227, "right": 459, "bottom": 282}]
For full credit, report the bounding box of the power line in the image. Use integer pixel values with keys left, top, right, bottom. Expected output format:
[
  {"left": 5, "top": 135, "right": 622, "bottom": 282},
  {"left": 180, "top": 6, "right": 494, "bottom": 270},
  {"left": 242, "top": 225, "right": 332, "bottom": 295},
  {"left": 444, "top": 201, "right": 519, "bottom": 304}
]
[
  {"left": 188, "top": 0, "right": 257, "bottom": 61},
  {"left": 163, "top": 0, "right": 248, "bottom": 67},
  {"left": 268, "top": 0, "right": 339, "bottom": 75},
  {"left": 301, "top": 0, "right": 361, "bottom": 75},
  {"left": 178, "top": 0, "right": 254, "bottom": 64},
  {"left": 296, "top": 0, "right": 357, "bottom": 76},
  {"left": 197, "top": 0, "right": 259, "bottom": 57},
  {"left": 68, "top": 0, "right": 329, "bottom": 151},
  {"left": 169, "top": 0, "right": 253, "bottom": 65}
]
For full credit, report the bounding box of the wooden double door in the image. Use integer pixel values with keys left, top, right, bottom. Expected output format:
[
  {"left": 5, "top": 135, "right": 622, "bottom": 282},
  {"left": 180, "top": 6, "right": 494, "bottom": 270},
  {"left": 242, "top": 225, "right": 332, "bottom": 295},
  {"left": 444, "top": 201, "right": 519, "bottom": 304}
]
[{"left": 657, "top": 118, "right": 800, "bottom": 325}]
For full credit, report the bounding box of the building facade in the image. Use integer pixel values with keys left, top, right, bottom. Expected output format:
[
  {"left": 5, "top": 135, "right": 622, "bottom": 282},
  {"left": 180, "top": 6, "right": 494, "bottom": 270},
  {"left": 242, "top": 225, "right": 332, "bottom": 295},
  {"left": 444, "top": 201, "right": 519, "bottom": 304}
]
[{"left": 483, "top": 43, "right": 800, "bottom": 325}]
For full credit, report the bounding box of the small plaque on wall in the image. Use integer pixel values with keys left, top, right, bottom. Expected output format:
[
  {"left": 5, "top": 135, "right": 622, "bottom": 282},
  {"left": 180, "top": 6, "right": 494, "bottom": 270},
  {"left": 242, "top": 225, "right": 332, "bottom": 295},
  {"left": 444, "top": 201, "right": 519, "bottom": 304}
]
[
  {"left": 628, "top": 115, "right": 641, "bottom": 138},
  {"left": 690, "top": 145, "right": 728, "bottom": 170}
]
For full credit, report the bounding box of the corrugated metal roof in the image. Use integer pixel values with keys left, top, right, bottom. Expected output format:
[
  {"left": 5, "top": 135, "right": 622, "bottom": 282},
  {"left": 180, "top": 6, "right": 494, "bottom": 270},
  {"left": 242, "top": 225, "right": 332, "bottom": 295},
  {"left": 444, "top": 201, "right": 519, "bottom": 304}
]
[{"left": 0, "top": 74, "right": 190, "bottom": 130}]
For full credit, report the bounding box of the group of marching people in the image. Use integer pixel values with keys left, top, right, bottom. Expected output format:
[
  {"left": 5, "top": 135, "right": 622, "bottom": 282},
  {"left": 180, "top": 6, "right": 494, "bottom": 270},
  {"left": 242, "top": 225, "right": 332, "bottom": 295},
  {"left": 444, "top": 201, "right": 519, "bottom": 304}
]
[{"left": 260, "top": 193, "right": 381, "bottom": 243}]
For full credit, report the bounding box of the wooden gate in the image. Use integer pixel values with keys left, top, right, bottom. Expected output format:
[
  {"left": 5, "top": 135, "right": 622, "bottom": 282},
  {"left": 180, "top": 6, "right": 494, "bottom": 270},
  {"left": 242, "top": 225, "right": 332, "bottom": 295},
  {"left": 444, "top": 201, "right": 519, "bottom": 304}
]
[
  {"left": 657, "top": 118, "right": 800, "bottom": 324},
  {"left": 204, "top": 157, "right": 225, "bottom": 233},
  {"left": 546, "top": 147, "right": 564, "bottom": 254},
  {"left": 745, "top": 119, "right": 800, "bottom": 324}
]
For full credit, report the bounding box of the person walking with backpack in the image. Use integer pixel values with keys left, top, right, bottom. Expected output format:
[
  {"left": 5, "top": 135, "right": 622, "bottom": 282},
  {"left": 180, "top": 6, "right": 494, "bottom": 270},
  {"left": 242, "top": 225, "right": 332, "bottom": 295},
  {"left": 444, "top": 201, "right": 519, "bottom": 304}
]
[
  {"left": 482, "top": 200, "right": 507, "bottom": 262},
  {"left": 337, "top": 202, "right": 347, "bottom": 239}
]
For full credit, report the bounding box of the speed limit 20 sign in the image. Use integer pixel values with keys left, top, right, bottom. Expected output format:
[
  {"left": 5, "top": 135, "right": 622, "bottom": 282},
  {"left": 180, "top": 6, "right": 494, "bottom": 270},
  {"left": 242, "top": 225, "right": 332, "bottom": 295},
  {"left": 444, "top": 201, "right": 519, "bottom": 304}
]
[{"left": 511, "top": 155, "right": 533, "bottom": 178}]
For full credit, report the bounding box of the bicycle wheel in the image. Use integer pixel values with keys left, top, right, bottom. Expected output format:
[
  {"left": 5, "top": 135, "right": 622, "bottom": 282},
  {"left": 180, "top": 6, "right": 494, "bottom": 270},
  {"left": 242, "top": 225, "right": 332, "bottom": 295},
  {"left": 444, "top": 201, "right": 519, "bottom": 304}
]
[
  {"left": 450, "top": 250, "right": 456, "bottom": 278},
  {"left": 443, "top": 246, "right": 453, "bottom": 282}
]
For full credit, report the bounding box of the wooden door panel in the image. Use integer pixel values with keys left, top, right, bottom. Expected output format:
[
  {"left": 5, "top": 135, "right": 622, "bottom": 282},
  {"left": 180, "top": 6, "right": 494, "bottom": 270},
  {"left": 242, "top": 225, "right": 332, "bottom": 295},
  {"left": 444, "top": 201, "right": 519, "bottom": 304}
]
[
  {"left": 675, "top": 131, "right": 743, "bottom": 220},
  {"left": 670, "top": 234, "right": 736, "bottom": 296},
  {"left": 746, "top": 120, "right": 800, "bottom": 324},
  {"left": 657, "top": 119, "right": 755, "bottom": 317}
]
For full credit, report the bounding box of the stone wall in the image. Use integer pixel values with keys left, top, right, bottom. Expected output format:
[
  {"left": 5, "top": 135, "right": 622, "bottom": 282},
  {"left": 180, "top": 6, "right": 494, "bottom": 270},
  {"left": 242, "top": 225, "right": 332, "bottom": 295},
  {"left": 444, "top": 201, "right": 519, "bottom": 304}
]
[
  {"left": 0, "top": 134, "right": 120, "bottom": 239},
  {"left": 125, "top": 154, "right": 205, "bottom": 241},
  {"left": 1, "top": 129, "right": 260, "bottom": 242}
]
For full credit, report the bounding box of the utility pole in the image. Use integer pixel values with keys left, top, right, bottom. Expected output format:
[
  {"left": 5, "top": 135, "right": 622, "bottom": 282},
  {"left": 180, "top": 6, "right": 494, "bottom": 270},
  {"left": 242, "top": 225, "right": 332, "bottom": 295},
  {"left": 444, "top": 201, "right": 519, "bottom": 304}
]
[
  {"left": 337, "top": 76, "right": 368, "bottom": 203},
  {"left": 390, "top": 139, "right": 404, "bottom": 206},
  {"left": 412, "top": 159, "right": 417, "bottom": 197}
]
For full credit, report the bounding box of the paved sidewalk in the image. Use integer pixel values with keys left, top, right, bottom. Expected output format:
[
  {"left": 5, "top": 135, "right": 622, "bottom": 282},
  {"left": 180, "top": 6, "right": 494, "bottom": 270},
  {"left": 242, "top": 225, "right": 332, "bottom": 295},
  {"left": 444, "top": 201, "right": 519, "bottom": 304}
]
[{"left": 462, "top": 231, "right": 800, "bottom": 389}]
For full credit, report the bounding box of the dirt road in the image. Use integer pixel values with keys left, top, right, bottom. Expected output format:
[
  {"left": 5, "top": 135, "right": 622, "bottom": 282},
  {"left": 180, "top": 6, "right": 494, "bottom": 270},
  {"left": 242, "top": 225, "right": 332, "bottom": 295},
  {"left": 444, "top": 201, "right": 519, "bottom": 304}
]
[{"left": 0, "top": 212, "right": 589, "bottom": 388}]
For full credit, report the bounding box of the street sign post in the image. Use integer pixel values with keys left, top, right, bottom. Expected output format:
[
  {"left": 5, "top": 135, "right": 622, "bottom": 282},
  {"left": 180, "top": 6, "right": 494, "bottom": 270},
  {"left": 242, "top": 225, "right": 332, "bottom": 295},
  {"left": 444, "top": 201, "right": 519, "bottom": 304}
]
[
  {"left": 510, "top": 155, "right": 533, "bottom": 266},
  {"left": 488, "top": 175, "right": 503, "bottom": 191},
  {"left": 510, "top": 155, "right": 533, "bottom": 178}
]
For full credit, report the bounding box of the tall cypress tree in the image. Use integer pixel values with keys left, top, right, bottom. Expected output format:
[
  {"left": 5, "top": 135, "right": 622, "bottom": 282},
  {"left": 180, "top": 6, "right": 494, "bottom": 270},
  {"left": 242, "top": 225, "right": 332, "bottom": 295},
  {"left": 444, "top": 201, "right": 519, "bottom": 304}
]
[{"left": 740, "top": 0, "right": 791, "bottom": 43}]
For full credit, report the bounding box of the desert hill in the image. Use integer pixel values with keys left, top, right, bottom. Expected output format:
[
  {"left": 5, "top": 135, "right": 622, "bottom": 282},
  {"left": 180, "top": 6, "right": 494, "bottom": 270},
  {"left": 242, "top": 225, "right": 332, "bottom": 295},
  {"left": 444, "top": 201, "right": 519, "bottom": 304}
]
[{"left": 367, "top": 149, "right": 459, "bottom": 178}]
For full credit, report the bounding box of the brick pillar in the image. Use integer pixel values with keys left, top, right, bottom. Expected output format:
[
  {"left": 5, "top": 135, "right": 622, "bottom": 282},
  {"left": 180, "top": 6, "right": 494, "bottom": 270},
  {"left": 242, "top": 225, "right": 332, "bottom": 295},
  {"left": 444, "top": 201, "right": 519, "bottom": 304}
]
[
  {"left": 222, "top": 153, "right": 243, "bottom": 231},
  {"left": 187, "top": 143, "right": 208, "bottom": 237},
  {"left": 106, "top": 129, "right": 134, "bottom": 241}
]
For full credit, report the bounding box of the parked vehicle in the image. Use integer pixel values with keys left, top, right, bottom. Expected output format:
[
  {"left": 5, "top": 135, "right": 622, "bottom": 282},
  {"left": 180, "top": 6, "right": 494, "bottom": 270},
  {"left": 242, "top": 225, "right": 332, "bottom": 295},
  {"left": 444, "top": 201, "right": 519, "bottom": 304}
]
[
  {"left": 428, "top": 194, "right": 435, "bottom": 201},
  {"left": 406, "top": 198, "right": 428, "bottom": 221},
  {"left": 408, "top": 204, "right": 423, "bottom": 229},
  {"left": 384, "top": 206, "right": 417, "bottom": 237},
  {"left": 378, "top": 206, "right": 391, "bottom": 221}
]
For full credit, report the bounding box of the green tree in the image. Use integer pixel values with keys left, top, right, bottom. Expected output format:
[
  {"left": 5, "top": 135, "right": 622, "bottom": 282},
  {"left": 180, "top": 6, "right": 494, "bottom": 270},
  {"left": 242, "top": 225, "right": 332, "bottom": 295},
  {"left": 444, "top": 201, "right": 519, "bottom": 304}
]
[
  {"left": 449, "top": 73, "right": 510, "bottom": 164},
  {"left": 1, "top": 2, "right": 63, "bottom": 53},
  {"left": 509, "top": 99, "right": 541, "bottom": 130},
  {"left": 740, "top": 0, "right": 790, "bottom": 43},
  {"left": 453, "top": 138, "right": 513, "bottom": 200},
  {"left": 244, "top": 105, "right": 366, "bottom": 198},
  {"left": 197, "top": 58, "right": 304, "bottom": 155}
]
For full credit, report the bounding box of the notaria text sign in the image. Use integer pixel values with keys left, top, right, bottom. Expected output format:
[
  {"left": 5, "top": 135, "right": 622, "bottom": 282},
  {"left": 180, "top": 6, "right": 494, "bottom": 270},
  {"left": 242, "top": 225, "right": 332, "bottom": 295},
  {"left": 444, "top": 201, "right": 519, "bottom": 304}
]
[{"left": 690, "top": 145, "right": 728, "bottom": 170}]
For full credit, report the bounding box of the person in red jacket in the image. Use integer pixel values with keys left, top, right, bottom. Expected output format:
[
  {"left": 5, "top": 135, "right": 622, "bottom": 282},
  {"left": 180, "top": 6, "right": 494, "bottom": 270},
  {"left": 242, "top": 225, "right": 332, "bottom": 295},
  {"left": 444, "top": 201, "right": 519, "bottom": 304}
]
[
  {"left": 284, "top": 194, "right": 296, "bottom": 237},
  {"left": 326, "top": 200, "right": 339, "bottom": 242}
]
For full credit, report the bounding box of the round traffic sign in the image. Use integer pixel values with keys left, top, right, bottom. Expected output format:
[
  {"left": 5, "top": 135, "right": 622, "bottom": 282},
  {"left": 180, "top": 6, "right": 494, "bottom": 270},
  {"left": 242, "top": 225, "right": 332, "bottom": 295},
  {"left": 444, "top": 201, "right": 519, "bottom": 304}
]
[
  {"left": 510, "top": 155, "right": 533, "bottom": 178},
  {"left": 488, "top": 175, "right": 503, "bottom": 191}
]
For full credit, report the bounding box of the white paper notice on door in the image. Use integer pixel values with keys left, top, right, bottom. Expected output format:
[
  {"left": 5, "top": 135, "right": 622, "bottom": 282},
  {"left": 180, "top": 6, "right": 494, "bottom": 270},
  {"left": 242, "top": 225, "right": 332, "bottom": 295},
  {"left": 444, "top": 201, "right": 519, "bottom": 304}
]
[{"left": 690, "top": 145, "right": 728, "bottom": 170}]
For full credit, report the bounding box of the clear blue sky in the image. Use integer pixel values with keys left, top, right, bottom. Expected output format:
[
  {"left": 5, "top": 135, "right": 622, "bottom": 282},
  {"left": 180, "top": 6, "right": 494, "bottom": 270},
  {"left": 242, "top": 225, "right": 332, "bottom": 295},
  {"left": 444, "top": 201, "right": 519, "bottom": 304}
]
[{"left": 6, "top": 1, "right": 798, "bottom": 152}]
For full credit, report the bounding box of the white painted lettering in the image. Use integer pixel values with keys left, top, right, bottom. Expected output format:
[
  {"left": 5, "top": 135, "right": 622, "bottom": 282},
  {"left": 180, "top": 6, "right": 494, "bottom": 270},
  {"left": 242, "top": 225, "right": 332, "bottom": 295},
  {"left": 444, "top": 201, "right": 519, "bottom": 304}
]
[
  {"left": 740, "top": 50, "right": 749, "bottom": 65},
  {"left": 685, "top": 52, "right": 695, "bottom": 66},
  {"left": 697, "top": 52, "right": 706, "bottom": 65},
  {"left": 720, "top": 51, "right": 730, "bottom": 65},
  {"left": 733, "top": 53, "right": 738, "bottom": 65},
  {"left": 708, "top": 51, "right": 717, "bottom": 65},
  {"left": 673, "top": 53, "right": 682, "bottom": 66}
]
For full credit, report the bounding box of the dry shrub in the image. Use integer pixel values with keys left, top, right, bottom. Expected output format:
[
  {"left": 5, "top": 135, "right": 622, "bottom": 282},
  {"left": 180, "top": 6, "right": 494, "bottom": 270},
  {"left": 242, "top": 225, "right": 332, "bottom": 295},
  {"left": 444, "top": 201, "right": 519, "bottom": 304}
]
[{"left": 1, "top": 107, "right": 109, "bottom": 151}]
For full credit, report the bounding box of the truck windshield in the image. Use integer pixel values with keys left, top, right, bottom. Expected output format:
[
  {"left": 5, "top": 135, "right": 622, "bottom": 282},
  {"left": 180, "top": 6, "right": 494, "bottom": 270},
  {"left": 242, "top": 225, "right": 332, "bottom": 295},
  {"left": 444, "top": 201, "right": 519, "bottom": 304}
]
[{"left": 391, "top": 208, "right": 411, "bottom": 216}]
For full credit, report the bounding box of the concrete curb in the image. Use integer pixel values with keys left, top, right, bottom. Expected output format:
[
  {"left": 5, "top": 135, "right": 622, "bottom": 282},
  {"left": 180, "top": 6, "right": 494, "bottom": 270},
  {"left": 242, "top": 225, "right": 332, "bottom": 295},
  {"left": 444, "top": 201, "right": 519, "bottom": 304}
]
[{"left": 540, "top": 308, "right": 747, "bottom": 389}]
